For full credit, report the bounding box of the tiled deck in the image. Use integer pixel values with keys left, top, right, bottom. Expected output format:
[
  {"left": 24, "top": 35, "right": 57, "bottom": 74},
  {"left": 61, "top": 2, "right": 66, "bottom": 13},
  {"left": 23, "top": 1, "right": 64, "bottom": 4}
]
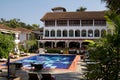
[{"left": 0, "top": 54, "right": 85, "bottom": 80}]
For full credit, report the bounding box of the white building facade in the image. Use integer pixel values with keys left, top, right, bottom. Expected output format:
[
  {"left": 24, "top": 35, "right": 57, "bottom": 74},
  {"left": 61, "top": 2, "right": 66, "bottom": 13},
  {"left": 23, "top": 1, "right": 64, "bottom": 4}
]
[
  {"left": 39, "top": 7, "right": 109, "bottom": 49},
  {"left": 0, "top": 25, "right": 31, "bottom": 54}
]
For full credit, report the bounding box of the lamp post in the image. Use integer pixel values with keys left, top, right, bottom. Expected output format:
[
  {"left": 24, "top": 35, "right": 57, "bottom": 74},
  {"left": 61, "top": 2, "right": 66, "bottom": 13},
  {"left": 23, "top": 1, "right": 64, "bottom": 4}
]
[{"left": 7, "top": 52, "right": 10, "bottom": 80}]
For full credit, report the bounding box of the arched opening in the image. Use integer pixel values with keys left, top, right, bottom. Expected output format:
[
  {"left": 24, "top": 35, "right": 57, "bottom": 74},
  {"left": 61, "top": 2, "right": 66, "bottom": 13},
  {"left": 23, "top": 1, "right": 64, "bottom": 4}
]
[
  {"left": 94, "top": 29, "right": 100, "bottom": 37},
  {"left": 44, "top": 42, "right": 52, "bottom": 48},
  {"left": 88, "top": 30, "right": 93, "bottom": 37},
  {"left": 44, "top": 42, "right": 55, "bottom": 48},
  {"left": 69, "top": 30, "right": 74, "bottom": 37},
  {"left": 57, "top": 30, "right": 61, "bottom": 37},
  {"left": 81, "top": 30, "right": 86, "bottom": 37},
  {"left": 63, "top": 30, "right": 67, "bottom": 37},
  {"left": 57, "top": 42, "right": 66, "bottom": 48},
  {"left": 39, "top": 42, "right": 43, "bottom": 48},
  {"left": 51, "top": 30, "right": 55, "bottom": 37},
  {"left": 69, "top": 42, "right": 80, "bottom": 48},
  {"left": 101, "top": 29, "right": 106, "bottom": 37},
  {"left": 45, "top": 30, "right": 49, "bottom": 37},
  {"left": 75, "top": 30, "right": 80, "bottom": 37}
]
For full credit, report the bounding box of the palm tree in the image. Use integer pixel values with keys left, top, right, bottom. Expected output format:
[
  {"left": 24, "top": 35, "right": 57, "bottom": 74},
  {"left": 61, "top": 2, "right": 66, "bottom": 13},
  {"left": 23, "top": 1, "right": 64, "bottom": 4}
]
[
  {"left": 76, "top": 6, "right": 87, "bottom": 12},
  {"left": 101, "top": 0, "right": 120, "bottom": 14},
  {"left": 84, "top": 12, "right": 120, "bottom": 80}
]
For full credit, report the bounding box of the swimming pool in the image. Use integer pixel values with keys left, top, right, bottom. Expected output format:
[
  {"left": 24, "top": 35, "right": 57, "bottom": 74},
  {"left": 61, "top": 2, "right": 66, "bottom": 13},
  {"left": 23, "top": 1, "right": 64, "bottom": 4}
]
[{"left": 13, "top": 54, "right": 76, "bottom": 69}]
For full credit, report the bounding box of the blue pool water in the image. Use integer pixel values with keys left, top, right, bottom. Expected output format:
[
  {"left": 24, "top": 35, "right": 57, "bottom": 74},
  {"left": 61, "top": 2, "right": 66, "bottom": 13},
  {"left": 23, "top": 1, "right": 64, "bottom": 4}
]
[{"left": 13, "top": 54, "right": 76, "bottom": 69}]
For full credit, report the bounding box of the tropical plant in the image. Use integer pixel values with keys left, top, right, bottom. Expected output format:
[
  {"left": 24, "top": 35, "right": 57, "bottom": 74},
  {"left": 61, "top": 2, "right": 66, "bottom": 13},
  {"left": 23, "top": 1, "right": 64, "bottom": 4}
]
[
  {"left": 101, "top": 0, "right": 120, "bottom": 14},
  {"left": 76, "top": 6, "right": 87, "bottom": 12},
  {"left": 0, "top": 33, "right": 15, "bottom": 58},
  {"left": 84, "top": 12, "right": 120, "bottom": 80},
  {"left": 0, "top": 18, "right": 39, "bottom": 30}
]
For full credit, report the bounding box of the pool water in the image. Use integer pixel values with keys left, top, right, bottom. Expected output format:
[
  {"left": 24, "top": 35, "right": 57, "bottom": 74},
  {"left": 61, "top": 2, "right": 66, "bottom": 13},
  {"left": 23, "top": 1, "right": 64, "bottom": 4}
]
[{"left": 14, "top": 54, "right": 76, "bottom": 69}]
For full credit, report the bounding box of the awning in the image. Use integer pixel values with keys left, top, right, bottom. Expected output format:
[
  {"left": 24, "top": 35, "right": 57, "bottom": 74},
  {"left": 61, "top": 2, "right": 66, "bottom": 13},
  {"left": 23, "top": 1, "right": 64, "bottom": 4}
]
[{"left": 83, "top": 40, "right": 95, "bottom": 45}]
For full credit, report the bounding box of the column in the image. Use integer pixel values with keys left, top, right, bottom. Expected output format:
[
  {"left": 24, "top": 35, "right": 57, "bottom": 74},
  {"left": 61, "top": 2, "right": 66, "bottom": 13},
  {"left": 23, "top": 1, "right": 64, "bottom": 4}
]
[
  {"left": 51, "top": 42, "right": 53, "bottom": 48},
  {"left": 67, "top": 20, "right": 69, "bottom": 26},
  {"left": 66, "top": 41, "right": 69, "bottom": 48},
  {"left": 55, "top": 20, "right": 57, "bottom": 26},
  {"left": 54, "top": 41, "right": 57, "bottom": 48},
  {"left": 80, "top": 19, "right": 81, "bottom": 26},
  {"left": 14, "top": 33, "right": 20, "bottom": 54},
  {"left": 93, "top": 19, "right": 94, "bottom": 27},
  {"left": 86, "top": 30, "right": 88, "bottom": 37}
]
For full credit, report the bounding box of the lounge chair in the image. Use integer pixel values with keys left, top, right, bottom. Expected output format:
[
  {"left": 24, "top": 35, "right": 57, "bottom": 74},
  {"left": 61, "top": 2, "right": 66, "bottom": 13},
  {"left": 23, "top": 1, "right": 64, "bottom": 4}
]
[
  {"left": 28, "top": 72, "right": 41, "bottom": 80},
  {"left": 0, "top": 58, "right": 7, "bottom": 62},
  {"left": 41, "top": 74, "right": 55, "bottom": 80}
]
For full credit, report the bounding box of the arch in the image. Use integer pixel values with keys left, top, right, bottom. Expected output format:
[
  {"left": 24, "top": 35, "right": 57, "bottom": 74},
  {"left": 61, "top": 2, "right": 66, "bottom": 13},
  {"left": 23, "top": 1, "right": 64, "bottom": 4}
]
[
  {"left": 63, "top": 30, "right": 67, "bottom": 37},
  {"left": 38, "top": 42, "right": 43, "bottom": 48},
  {"left": 56, "top": 41, "right": 66, "bottom": 48},
  {"left": 75, "top": 30, "right": 80, "bottom": 37},
  {"left": 69, "top": 42, "right": 80, "bottom": 48},
  {"left": 69, "top": 30, "right": 74, "bottom": 37},
  {"left": 44, "top": 42, "right": 52, "bottom": 48},
  {"left": 88, "top": 29, "right": 93, "bottom": 37},
  {"left": 101, "top": 29, "right": 106, "bottom": 37},
  {"left": 44, "top": 41, "right": 55, "bottom": 48},
  {"left": 57, "top": 30, "right": 61, "bottom": 37},
  {"left": 51, "top": 30, "right": 55, "bottom": 37},
  {"left": 45, "top": 30, "right": 49, "bottom": 37},
  {"left": 107, "top": 29, "right": 112, "bottom": 34},
  {"left": 94, "top": 29, "right": 100, "bottom": 37},
  {"left": 81, "top": 30, "right": 86, "bottom": 37}
]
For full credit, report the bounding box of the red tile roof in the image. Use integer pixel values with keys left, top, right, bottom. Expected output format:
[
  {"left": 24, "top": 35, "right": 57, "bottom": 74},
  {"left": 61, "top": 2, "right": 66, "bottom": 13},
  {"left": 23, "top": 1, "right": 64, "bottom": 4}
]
[
  {"left": 14, "top": 27, "right": 32, "bottom": 33},
  {"left": 0, "top": 24, "right": 16, "bottom": 31},
  {"left": 0, "top": 25, "right": 31, "bottom": 33},
  {"left": 41, "top": 11, "right": 105, "bottom": 21}
]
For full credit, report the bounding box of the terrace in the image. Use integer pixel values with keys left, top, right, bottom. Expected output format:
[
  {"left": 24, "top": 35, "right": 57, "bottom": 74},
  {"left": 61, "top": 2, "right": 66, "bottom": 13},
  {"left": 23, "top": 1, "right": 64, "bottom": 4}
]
[{"left": 0, "top": 53, "right": 84, "bottom": 80}]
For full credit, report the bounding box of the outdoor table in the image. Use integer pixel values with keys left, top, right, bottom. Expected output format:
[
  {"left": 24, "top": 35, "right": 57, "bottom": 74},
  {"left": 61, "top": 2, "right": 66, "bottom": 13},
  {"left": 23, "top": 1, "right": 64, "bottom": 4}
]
[
  {"left": 31, "top": 62, "right": 44, "bottom": 70},
  {"left": 11, "top": 62, "right": 22, "bottom": 70}
]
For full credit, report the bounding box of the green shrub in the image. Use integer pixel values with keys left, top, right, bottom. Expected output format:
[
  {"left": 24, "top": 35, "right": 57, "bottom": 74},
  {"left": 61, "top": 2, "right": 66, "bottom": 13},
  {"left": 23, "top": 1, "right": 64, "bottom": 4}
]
[{"left": 46, "top": 49, "right": 60, "bottom": 53}]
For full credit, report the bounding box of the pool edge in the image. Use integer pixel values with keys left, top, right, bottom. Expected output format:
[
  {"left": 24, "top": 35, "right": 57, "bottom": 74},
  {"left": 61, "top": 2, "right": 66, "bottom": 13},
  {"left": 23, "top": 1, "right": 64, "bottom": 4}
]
[{"left": 68, "top": 55, "right": 80, "bottom": 71}]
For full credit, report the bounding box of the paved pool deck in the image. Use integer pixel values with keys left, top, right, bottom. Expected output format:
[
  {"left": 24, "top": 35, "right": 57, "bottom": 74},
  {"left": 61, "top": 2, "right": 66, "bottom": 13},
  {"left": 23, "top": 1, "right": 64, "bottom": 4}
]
[{"left": 0, "top": 54, "right": 86, "bottom": 80}]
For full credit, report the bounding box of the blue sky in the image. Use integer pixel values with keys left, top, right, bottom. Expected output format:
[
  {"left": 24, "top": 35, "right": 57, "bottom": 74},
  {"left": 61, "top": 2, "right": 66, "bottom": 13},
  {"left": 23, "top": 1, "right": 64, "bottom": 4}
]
[{"left": 0, "top": 0, "right": 107, "bottom": 27}]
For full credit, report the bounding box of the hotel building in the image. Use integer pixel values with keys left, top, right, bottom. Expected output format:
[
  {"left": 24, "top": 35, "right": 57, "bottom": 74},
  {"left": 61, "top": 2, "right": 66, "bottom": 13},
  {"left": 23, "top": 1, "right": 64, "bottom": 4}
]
[{"left": 39, "top": 7, "right": 109, "bottom": 49}]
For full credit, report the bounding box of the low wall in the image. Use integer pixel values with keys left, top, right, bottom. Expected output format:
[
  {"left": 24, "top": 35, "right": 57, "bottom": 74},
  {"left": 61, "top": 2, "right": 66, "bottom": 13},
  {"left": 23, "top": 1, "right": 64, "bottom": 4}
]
[{"left": 68, "top": 55, "right": 80, "bottom": 71}]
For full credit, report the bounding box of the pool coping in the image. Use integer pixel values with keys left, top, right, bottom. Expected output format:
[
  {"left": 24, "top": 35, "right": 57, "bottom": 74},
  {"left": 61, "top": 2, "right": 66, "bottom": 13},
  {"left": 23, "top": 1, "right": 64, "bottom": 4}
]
[{"left": 0, "top": 54, "right": 80, "bottom": 72}]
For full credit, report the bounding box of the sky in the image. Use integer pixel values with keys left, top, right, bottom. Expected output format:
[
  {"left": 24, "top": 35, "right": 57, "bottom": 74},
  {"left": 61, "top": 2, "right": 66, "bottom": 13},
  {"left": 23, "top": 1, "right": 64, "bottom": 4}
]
[{"left": 0, "top": 0, "right": 107, "bottom": 27}]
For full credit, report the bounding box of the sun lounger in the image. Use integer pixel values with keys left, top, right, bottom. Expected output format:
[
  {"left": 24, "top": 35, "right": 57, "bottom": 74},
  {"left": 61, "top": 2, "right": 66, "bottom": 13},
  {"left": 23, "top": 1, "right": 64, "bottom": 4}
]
[
  {"left": 0, "top": 58, "right": 7, "bottom": 62},
  {"left": 41, "top": 74, "right": 55, "bottom": 80},
  {"left": 28, "top": 72, "right": 41, "bottom": 80}
]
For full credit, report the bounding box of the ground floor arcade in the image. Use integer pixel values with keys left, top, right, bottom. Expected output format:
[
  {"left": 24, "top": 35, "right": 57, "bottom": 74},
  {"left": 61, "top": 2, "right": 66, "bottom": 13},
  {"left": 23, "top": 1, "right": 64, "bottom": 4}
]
[{"left": 38, "top": 39, "right": 95, "bottom": 49}]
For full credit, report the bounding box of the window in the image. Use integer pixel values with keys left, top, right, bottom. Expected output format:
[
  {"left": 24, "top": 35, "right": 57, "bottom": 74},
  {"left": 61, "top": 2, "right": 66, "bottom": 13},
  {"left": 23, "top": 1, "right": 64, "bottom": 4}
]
[
  {"left": 51, "top": 30, "right": 55, "bottom": 37},
  {"left": 81, "top": 20, "right": 93, "bottom": 26},
  {"left": 94, "top": 30, "right": 99, "bottom": 37},
  {"left": 69, "top": 20, "right": 80, "bottom": 26},
  {"left": 101, "top": 29, "right": 106, "bottom": 37},
  {"left": 75, "top": 30, "right": 80, "bottom": 37},
  {"left": 107, "top": 29, "right": 112, "bottom": 34},
  {"left": 45, "top": 30, "right": 49, "bottom": 37},
  {"left": 45, "top": 20, "right": 55, "bottom": 26},
  {"left": 63, "top": 30, "right": 67, "bottom": 37},
  {"left": 69, "top": 30, "right": 74, "bottom": 37},
  {"left": 81, "top": 30, "right": 86, "bottom": 37},
  {"left": 57, "top": 20, "right": 67, "bottom": 26},
  {"left": 88, "top": 30, "right": 93, "bottom": 37},
  {"left": 57, "top": 30, "right": 61, "bottom": 37},
  {"left": 94, "top": 20, "right": 106, "bottom": 26}
]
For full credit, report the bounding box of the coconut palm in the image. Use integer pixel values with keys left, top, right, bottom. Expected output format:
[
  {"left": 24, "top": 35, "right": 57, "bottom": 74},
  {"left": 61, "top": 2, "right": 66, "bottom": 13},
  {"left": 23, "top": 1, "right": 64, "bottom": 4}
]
[
  {"left": 76, "top": 6, "right": 87, "bottom": 12},
  {"left": 101, "top": 0, "right": 120, "bottom": 13},
  {"left": 84, "top": 12, "right": 120, "bottom": 80}
]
